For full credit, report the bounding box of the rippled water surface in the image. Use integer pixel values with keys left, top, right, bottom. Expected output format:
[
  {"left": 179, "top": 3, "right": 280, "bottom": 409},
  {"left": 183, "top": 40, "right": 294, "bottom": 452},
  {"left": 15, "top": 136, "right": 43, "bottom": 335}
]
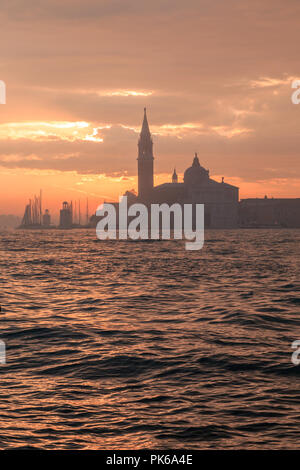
[{"left": 0, "top": 229, "right": 299, "bottom": 449}]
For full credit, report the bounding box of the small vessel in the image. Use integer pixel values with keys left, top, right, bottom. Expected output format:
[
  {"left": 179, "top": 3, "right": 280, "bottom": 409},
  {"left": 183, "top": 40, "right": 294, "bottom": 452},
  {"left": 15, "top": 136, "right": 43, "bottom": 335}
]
[
  {"left": 18, "top": 192, "right": 43, "bottom": 229},
  {"left": 18, "top": 190, "right": 55, "bottom": 229}
]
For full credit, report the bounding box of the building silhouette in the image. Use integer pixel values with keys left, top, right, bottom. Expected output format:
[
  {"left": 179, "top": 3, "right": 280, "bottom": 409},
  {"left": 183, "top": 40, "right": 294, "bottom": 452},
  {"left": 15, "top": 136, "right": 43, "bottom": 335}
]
[
  {"left": 59, "top": 201, "right": 73, "bottom": 228},
  {"left": 93, "top": 109, "right": 300, "bottom": 230},
  {"left": 127, "top": 109, "right": 239, "bottom": 228},
  {"left": 239, "top": 197, "right": 300, "bottom": 228},
  {"left": 137, "top": 108, "right": 154, "bottom": 200},
  {"left": 42, "top": 209, "right": 51, "bottom": 227}
]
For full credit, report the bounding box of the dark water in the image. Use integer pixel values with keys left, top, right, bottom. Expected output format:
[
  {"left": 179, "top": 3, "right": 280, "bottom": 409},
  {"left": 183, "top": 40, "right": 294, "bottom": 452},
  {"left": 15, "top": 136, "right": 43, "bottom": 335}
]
[{"left": 0, "top": 229, "right": 299, "bottom": 449}]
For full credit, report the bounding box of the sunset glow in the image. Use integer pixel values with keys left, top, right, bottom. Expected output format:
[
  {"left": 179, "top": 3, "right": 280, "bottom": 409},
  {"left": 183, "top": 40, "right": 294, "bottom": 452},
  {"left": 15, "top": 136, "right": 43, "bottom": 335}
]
[
  {"left": 1, "top": 0, "right": 299, "bottom": 217},
  {"left": 1, "top": 0, "right": 300, "bottom": 453}
]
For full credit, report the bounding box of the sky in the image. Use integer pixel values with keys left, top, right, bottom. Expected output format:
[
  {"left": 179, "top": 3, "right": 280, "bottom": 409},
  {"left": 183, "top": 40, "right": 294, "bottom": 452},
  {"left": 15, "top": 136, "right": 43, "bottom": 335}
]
[{"left": 1, "top": 0, "right": 300, "bottom": 217}]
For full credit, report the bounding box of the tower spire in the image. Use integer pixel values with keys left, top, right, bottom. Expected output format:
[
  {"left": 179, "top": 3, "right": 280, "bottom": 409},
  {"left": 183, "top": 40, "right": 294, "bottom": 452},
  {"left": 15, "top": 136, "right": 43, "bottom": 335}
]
[
  {"left": 137, "top": 108, "right": 154, "bottom": 200},
  {"left": 138, "top": 107, "right": 153, "bottom": 159},
  {"left": 141, "top": 107, "right": 151, "bottom": 137}
]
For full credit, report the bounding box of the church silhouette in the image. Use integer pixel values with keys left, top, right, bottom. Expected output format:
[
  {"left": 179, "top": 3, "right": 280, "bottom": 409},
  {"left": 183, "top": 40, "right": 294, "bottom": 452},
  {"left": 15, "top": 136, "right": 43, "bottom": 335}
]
[{"left": 126, "top": 108, "right": 239, "bottom": 228}]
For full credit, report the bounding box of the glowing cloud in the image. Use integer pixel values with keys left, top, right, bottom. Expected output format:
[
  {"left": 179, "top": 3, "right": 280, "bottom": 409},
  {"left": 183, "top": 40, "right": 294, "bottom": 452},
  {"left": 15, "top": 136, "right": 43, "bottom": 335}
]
[
  {"left": 0, "top": 121, "right": 106, "bottom": 143},
  {"left": 250, "top": 76, "right": 294, "bottom": 88},
  {"left": 101, "top": 90, "right": 153, "bottom": 97}
]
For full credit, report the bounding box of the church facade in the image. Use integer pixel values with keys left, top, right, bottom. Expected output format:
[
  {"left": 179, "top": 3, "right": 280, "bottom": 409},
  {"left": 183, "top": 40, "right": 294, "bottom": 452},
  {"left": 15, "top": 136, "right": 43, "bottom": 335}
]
[{"left": 129, "top": 108, "right": 239, "bottom": 228}]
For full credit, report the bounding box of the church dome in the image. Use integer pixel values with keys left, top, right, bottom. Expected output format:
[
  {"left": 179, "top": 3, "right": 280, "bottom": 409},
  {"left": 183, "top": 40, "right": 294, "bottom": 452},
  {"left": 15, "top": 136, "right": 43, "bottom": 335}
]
[{"left": 184, "top": 153, "right": 209, "bottom": 186}]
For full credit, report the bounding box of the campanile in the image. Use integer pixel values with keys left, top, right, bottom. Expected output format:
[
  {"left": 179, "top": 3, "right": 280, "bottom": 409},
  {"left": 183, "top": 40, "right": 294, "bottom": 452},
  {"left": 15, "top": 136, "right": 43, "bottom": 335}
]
[{"left": 137, "top": 108, "right": 154, "bottom": 201}]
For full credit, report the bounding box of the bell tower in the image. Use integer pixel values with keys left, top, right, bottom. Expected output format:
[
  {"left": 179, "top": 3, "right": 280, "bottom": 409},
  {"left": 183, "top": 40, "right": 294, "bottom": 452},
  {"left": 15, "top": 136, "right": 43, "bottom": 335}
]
[{"left": 137, "top": 108, "right": 154, "bottom": 201}]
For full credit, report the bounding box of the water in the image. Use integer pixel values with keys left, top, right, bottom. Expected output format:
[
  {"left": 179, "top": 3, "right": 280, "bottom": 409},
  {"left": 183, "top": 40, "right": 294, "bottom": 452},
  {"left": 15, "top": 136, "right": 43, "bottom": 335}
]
[{"left": 0, "top": 229, "right": 299, "bottom": 449}]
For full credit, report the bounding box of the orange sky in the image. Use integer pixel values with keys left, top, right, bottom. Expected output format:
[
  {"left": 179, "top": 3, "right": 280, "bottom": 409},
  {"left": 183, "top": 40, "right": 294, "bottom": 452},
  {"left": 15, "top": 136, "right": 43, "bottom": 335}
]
[{"left": 1, "top": 0, "right": 300, "bottom": 216}]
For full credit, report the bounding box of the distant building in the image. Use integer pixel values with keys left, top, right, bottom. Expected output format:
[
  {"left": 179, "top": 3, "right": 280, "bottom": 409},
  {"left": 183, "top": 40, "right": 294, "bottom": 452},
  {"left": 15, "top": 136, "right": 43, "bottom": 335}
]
[
  {"left": 59, "top": 201, "right": 73, "bottom": 228},
  {"left": 239, "top": 197, "right": 300, "bottom": 228},
  {"left": 129, "top": 108, "right": 239, "bottom": 228},
  {"left": 91, "top": 110, "right": 300, "bottom": 230},
  {"left": 42, "top": 209, "right": 51, "bottom": 227}
]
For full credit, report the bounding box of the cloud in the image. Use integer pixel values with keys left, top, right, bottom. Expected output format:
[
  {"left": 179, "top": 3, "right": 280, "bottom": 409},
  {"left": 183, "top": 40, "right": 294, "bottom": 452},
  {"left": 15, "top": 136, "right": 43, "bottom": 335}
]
[
  {"left": 0, "top": 0, "right": 191, "bottom": 21},
  {"left": 1, "top": 0, "right": 300, "bottom": 210},
  {"left": 250, "top": 76, "right": 294, "bottom": 88}
]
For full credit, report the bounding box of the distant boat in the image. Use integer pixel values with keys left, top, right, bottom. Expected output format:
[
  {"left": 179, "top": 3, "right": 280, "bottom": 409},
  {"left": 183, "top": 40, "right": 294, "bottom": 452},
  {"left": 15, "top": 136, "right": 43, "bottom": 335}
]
[
  {"left": 18, "top": 191, "right": 46, "bottom": 229},
  {"left": 18, "top": 200, "right": 42, "bottom": 229}
]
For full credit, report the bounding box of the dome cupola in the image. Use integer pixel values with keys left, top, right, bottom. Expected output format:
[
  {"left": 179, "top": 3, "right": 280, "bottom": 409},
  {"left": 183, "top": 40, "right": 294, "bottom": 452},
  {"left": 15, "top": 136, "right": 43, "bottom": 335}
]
[{"left": 184, "top": 153, "right": 209, "bottom": 186}]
